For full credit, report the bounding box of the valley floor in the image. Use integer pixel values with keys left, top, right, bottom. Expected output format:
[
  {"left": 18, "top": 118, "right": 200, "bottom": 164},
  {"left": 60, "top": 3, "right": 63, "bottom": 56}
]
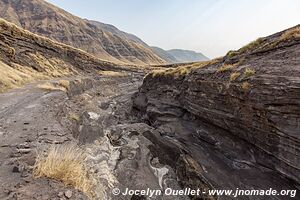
[{"left": 0, "top": 72, "right": 298, "bottom": 200}]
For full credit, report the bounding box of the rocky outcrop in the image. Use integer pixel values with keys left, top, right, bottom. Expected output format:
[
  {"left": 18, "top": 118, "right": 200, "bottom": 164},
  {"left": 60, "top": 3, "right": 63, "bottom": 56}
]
[
  {"left": 133, "top": 26, "right": 300, "bottom": 197},
  {"left": 0, "top": 0, "right": 165, "bottom": 65}
]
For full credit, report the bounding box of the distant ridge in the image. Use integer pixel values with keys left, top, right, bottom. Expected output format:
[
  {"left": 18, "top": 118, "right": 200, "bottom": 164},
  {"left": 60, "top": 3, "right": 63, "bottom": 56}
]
[{"left": 151, "top": 47, "right": 209, "bottom": 63}]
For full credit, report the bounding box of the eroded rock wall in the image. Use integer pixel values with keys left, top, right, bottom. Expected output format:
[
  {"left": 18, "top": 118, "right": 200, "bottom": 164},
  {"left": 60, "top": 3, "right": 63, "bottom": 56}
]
[{"left": 133, "top": 34, "right": 300, "bottom": 185}]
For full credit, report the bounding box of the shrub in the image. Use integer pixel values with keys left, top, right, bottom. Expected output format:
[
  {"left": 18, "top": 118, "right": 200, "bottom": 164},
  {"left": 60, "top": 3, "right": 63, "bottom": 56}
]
[
  {"left": 241, "top": 82, "right": 250, "bottom": 90},
  {"left": 243, "top": 68, "right": 255, "bottom": 79},
  {"left": 226, "top": 50, "right": 239, "bottom": 58},
  {"left": 217, "top": 64, "right": 235, "bottom": 72},
  {"left": 37, "top": 82, "right": 66, "bottom": 92},
  {"left": 279, "top": 27, "right": 300, "bottom": 42},
  {"left": 239, "top": 38, "right": 264, "bottom": 53},
  {"left": 226, "top": 38, "right": 264, "bottom": 58},
  {"left": 58, "top": 80, "right": 70, "bottom": 90},
  {"left": 37, "top": 80, "right": 70, "bottom": 92},
  {"left": 230, "top": 72, "right": 241, "bottom": 81},
  {"left": 33, "top": 144, "right": 95, "bottom": 198},
  {"left": 68, "top": 112, "right": 80, "bottom": 121},
  {"left": 98, "top": 71, "right": 127, "bottom": 77}
]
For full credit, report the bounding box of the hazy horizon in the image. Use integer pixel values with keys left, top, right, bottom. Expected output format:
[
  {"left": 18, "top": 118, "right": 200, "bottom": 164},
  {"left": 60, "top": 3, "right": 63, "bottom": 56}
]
[{"left": 47, "top": 0, "right": 300, "bottom": 58}]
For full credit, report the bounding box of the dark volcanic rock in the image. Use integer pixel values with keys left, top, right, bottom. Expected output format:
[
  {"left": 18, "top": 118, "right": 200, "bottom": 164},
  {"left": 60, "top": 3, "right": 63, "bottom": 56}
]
[{"left": 133, "top": 26, "right": 300, "bottom": 198}]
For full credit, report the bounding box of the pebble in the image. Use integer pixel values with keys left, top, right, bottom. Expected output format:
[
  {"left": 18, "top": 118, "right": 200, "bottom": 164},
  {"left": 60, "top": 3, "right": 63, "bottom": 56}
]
[
  {"left": 12, "top": 166, "right": 20, "bottom": 173},
  {"left": 58, "top": 192, "right": 64, "bottom": 197},
  {"left": 64, "top": 190, "right": 72, "bottom": 199}
]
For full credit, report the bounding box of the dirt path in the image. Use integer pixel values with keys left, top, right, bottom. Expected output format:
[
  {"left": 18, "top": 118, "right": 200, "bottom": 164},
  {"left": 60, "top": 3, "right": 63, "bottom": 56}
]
[{"left": 0, "top": 79, "right": 87, "bottom": 199}]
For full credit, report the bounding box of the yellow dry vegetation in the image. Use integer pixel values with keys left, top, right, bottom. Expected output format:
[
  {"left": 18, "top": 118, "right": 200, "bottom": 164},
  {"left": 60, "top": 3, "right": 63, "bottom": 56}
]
[
  {"left": 37, "top": 79, "right": 70, "bottom": 92},
  {"left": 29, "top": 52, "right": 74, "bottom": 77},
  {"left": 241, "top": 82, "right": 251, "bottom": 90},
  {"left": 243, "top": 68, "right": 255, "bottom": 79},
  {"left": 279, "top": 26, "right": 300, "bottom": 42},
  {"left": 37, "top": 82, "right": 65, "bottom": 92},
  {"left": 150, "top": 59, "right": 221, "bottom": 78},
  {"left": 226, "top": 26, "right": 300, "bottom": 58},
  {"left": 0, "top": 61, "right": 47, "bottom": 92},
  {"left": 58, "top": 80, "right": 70, "bottom": 90},
  {"left": 226, "top": 38, "right": 264, "bottom": 58},
  {"left": 230, "top": 72, "right": 241, "bottom": 81},
  {"left": 33, "top": 144, "right": 95, "bottom": 198},
  {"left": 68, "top": 112, "right": 80, "bottom": 121},
  {"left": 217, "top": 64, "right": 236, "bottom": 73},
  {"left": 98, "top": 70, "right": 127, "bottom": 77}
]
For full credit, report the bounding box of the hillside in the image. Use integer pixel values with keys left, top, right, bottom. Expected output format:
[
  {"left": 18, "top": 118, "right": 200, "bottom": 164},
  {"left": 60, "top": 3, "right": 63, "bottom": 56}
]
[
  {"left": 151, "top": 46, "right": 209, "bottom": 63},
  {"left": 150, "top": 46, "right": 178, "bottom": 63},
  {"left": 133, "top": 25, "right": 300, "bottom": 196},
  {"left": 0, "top": 18, "right": 134, "bottom": 92},
  {"left": 0, "top": 0, "right": 165, "bottom": 65},
  {"left": 167, "top": 49, "right": 209, "bottom": 62}
]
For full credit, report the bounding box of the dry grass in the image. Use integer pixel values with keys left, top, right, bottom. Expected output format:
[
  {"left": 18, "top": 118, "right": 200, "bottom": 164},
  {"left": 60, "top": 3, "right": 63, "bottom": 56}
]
[
  {"left": 230, "top": 72, "right": 241, "bottom": 81},
  {"left": 267, "top": 26, "right": 300, "bottom": 49},
  {"left": 226, "top": 27, "right": 300, "bottom": 59},
  {"left": 226, "top": 38, "right": 264, "bottom": 58},
  {"left": 68, "top": 112, "right": 80, "bottom": 121},
  {"left": 37, "top": 82, "right": 66, "bottom": 92},
  {"left": 242, "top": 68, "right": 255, "bottom": 79},
  {"left": 279, "top": 26, "right": 300, "bottom": 42},
  {"left": 98, "top": 70, "right": 127, "bottom": 77},
  {"left": 152, "top": 66, "right": 191, "bottom": 77},
  {"left": 37, "top": 80, "right": 70, "bottom": 92},
  {"left": 241, "top": 82, "right": 251, "bottom": 90},
  {"left": 217, "top": 64, "right": 236, "bottom": 72},
  {"left": 239, "top": 38, "right": 264, "bottom": 52},
  {"left": 0, "top": 52, "right": 73, "bottom": 93},
  {"left": 150, "top": 59, "right": 219, "bottom": 78},
  {"left": 58, "top": 80, "right": 70, "bottom": 90},
  {"left": 33, "top": 144, "right": 95, "bottom": 198},
  {"left": 0, "top": 61, "right": 48, "bottom": 92},
  {"left": 151, "top": 69, "right": 167, "bottom": 77}
]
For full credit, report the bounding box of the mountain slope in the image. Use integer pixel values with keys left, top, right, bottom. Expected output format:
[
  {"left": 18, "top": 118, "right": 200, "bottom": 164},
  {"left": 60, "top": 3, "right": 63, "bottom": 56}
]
[
  {"left": 0, "top": 0, "right": 165, "bottom": 65},
  {"left": 151, "top": 46, "right": 209, "bottom": 63},
  {"left": 150, "top": 46, "right": 179, "bottom": 63},
  {"left": 167, "top": 49, "right": 209, "bottom": 62},
  {"left": 0, "top": 18, "right": 129, "bottom": 92}
]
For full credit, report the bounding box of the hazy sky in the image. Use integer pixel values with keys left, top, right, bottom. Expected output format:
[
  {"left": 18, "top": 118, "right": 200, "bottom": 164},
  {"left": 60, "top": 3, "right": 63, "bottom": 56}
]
[{"left": 47, "top": 0, "right": 300, "bottom": 58}]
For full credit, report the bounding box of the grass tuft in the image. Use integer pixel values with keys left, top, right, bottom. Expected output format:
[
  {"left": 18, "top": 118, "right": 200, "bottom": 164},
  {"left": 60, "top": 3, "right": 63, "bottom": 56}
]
[
  {"left": 98, "top": 71, "right": 127, "bottom": 77},
  {"left": 242, "top": 68, "right": 255, "bottom": 79},
  {"left": 226, "top": 38, "right": 264, "bottom": 58},
  {"left": 37, "top": 80, "right": 70, "bottom": 92},
  {"left": 230, "top": 72, "right": 241, "bottom": 81},
  {"left": 279, "top": 27, "right": 300, "bottom": 42},
  {"left": 68, "top": 112, "right": 80, "bottom": 121},
  {"left": 217, "top": 64, "right": 235, "bottom": 73},
  {"left": 58, "top": 80, "right": 70, "bottom": 90},
  {"left": 241, "top": 82, "right": 251, "bottom": 90},
  {"left": 37, "top": 82, "right": 66, "bottom": 92},
  {"left": 33, "top": 144, "right": 95, "bottom": 198}
]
